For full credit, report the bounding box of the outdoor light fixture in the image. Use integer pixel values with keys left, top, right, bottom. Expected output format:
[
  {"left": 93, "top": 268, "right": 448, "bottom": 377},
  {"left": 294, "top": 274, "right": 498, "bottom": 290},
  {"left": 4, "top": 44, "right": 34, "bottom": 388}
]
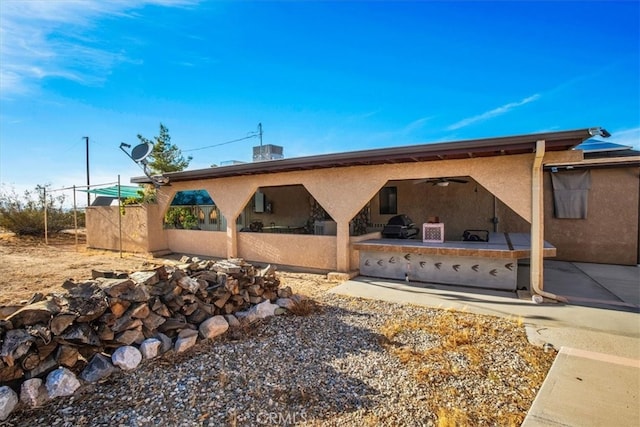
[
  {"left": 119, "top": 141, "right": 170, "bottom": 187},
  {"left": 436, "top": 181, "right": 450, "bottom": 187}
]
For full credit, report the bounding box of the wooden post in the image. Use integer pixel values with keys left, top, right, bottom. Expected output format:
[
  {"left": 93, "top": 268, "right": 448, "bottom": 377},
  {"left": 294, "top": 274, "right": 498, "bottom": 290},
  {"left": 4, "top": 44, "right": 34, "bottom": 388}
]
[
  {"left": 73, "top": 185, "right": 78, "bottom": 250},
  {"left": 43, "top": 187, "right": 48, "bottom": 245},
  {"left": 118, "top": 175, "right": 123, "bottom": 258}
]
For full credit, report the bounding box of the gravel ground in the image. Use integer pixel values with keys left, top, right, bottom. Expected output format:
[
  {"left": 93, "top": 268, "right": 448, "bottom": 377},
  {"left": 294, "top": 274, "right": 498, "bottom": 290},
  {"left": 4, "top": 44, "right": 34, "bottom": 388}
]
[{"left": 3, "top": 277, "right": 555, "bottom": 427}]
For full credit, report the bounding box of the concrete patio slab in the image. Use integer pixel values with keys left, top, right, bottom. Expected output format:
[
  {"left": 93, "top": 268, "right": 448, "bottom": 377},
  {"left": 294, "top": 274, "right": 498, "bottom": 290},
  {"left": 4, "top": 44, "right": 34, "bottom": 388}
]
[{"left": 522, "top": 347, "right": 640, "bottom": 427}]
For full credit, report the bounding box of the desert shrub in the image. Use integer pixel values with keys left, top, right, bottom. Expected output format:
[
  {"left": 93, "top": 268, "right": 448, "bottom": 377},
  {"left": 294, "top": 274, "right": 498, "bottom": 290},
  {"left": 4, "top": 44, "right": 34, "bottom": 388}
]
[{"left": 0, "top": 184, "right": 83, "bottom": 236}]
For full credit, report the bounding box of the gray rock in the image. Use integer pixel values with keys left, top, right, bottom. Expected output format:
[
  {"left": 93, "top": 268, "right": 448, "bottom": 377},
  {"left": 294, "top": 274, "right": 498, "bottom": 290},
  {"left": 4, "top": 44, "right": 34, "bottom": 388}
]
[
  {"left": 224, "top": 314, "right": 241, "bottom": 328},
  {"left": 275, "top": 297, "right": 295, "bottom": 310},
  {"left": 236, "top": 300, "right": 279, "bottom": 323},
  {"left": 174, "top": 329, "right": 198, "bottom": 353},
  {"left": 46, "top": 367, "right": 81, "bottom": 399},
  {"left": 0, "top": 386, "right": 19, "bottom": 421},
  {"left": 140, "top": 338, "right": 162, "bottom": 359},
  {"left": 20, "top": 378, "right": 48, "bottom": 407},
  {"left": 199, "top": 315, "right": 229, "bottom": 339},
  {"left": 111, "top": 346, "right": 142, "bottom": 371},
  {"left": 155, "top": 332, "right": 173, "bottom": 353},
  {"left": 80, "top": 353, "right": 117, "bottom": 382}
]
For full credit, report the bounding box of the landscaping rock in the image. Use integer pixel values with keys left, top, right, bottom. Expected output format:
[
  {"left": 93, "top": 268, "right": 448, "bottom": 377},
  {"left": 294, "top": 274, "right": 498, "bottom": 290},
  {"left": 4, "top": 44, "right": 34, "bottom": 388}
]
[
  {"left": 155, "top": 333, "right": 173, "bottom": 354},
  {"left": 140, "top": 338, "right": 162, "bottom": 360},
  {"left": 111, "top": 346, "right": 142, "bottom": 371},
  {"left": 20, "top": 378, "right": 48, "bottom": 407},
  {"left": 199, "top": 315, "right": 229, "bottom": 339},
  {"left": 174, "top": 329, "right": 198, "bottom": 353},
  {"left": 80, "top": 353, "right": 117, "bottom": 383},
  {"left": 46, "top": 367, "right": 80, "bottom": 398},
  {"left": 236, "top": 300, "right": 279, "bottom": 323},
  {"left": 275, "top": 297, "right": 295, "bottom": 310},
  {"left": 0, "top": 386, "right": 18, "bottom": 421},
  {"left": 223, "top": 314, "right": 240, "bottom": 328}
]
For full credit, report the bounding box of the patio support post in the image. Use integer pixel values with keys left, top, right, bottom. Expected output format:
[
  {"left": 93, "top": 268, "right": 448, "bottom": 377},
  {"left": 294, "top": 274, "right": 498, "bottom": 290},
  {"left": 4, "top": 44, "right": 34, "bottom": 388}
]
[
  {"left": 336, "top": 221, "right": 350, "bottom": 272},
  {"left": 227, "top": 220, "right": 238, "bottom": 258},
  {"left": 531, "top": 140, "right": 566, "bottom": 302}
]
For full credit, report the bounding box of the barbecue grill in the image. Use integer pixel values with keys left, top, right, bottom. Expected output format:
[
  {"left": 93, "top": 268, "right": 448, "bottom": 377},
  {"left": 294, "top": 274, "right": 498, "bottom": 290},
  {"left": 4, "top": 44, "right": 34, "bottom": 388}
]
[{"left": 382, "top": 214, "right": 419, "bottom": 239}]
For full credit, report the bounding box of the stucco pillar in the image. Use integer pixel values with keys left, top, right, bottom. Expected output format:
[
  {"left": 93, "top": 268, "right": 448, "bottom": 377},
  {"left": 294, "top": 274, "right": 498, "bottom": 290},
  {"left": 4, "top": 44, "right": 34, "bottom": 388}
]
[
  {"left": 335, "top": 221, "right": 351, "bottom": 272},
  {"left": 227, "top": 220, "right": 238, "bottom": 258},
  {"left": 531, "top": 140, "right": 545, "bottom": 292}
]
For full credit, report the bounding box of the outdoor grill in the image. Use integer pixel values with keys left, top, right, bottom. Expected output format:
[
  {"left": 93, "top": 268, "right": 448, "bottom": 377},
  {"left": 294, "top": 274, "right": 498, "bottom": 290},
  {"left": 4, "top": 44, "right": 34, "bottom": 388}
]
[{"left": 381, "top": 214, "right": 419, "bottom": 239}]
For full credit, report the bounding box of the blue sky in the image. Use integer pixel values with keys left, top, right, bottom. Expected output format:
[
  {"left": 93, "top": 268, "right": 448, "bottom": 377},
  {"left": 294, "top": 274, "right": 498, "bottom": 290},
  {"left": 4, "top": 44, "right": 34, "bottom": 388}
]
[{"left": 1, "top": 0, "right": 638, "bottom": 204}]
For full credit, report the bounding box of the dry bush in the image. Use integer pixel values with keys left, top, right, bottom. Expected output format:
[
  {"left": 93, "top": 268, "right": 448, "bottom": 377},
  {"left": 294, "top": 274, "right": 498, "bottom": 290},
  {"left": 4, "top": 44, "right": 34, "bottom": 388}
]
[{"left": 287, "top": 298, "right": 323, "bottom": 316}]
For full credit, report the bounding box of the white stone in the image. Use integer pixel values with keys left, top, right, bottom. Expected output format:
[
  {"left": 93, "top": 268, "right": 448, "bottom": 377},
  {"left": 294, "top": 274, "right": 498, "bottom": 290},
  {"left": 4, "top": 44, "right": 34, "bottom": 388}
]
[
  {"left": 174, "top": 330, "right": 198, "bottom": 353},
  {"left": 0, "top": 386, "right": 19, "bottom": 421},
  {"left": 275, "top": 297, "right": 295, "bottom": 310},
  {"left": 20, "top": 378, "right": 48, "bottom": 408},
  {"left": 140, "top": 338, "right": 162, "bottom": 359},
  {"left": 111, "top": 346, "right": 142, "bottom": 371},
  {"left": 46, "top": 367, "right": 81, "bottom": 399},
  {"left": 236, "top": 300, "right": 279, "bottom": 323},
  {"left": 199, "top": 315, "right": 229, "bottom": 339}
]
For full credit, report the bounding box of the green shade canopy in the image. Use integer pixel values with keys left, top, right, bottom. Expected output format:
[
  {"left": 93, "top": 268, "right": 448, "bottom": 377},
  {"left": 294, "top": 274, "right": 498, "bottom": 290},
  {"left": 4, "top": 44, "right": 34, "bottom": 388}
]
[{"left": 82, "top": 185, "right": 142, "bottom": 199}]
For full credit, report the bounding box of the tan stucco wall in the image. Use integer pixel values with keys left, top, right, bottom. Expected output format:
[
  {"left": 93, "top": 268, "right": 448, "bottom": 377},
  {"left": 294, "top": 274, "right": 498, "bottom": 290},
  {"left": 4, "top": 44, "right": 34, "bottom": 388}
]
[
  {"left": 86, "top": 204, "right": 167, "bottom": 253},
  {"left": 148, "top": 150, "right": 580, "bottom": 271},
  {"left": 350, "top": 232, "right": 382, "bottom": 270},
  {"left": 86, "top": 149, "right": 584, "bottom": 270},
  {"left": 545, "top": 167, "right": 639, "bottom": 265},
  {"left": 238, "top": 233, "right": 337, "bottom": 270},
  {"left": 498, "top": 167, "right": 639, "bottom": 265},
  {"left": 166, "top": 229, "right": 227, "bottom": 258}
]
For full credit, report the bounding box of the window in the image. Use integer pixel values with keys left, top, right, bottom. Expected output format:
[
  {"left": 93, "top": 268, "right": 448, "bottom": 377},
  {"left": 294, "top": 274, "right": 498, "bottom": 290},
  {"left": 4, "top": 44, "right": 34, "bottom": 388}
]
[{"left": 379, "top": 187, "right": 397, "bottom": 215}]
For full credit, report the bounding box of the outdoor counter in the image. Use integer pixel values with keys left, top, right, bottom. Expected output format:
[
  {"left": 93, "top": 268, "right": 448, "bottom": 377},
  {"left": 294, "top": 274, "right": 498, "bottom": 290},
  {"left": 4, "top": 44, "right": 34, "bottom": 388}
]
[{"left": 352, "top": 233, "right": 556, "bottom": 290}]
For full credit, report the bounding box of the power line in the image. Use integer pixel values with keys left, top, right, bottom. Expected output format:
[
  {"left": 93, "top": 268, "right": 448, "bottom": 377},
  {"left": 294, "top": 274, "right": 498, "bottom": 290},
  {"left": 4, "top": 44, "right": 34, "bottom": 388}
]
[{"left": 183, "top": 124, "right": 263, "bottom": 153}]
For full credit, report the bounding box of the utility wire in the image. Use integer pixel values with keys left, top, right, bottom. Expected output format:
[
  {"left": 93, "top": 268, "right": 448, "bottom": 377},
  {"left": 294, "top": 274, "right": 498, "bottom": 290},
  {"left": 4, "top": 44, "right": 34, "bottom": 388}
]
[{"left": 183, "top": 134, "right": 258, "bottom": 153}]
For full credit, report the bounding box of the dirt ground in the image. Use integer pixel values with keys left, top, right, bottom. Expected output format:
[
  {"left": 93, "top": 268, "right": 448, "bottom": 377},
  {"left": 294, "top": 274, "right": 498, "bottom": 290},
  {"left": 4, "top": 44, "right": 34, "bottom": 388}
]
[{"left": 0, "top": 232, "right": 337, "bottom": 307}]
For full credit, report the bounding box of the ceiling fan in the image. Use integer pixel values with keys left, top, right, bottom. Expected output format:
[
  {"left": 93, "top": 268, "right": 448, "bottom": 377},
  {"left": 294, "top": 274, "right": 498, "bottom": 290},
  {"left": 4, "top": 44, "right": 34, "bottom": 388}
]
[{"left": 414, "top": 177, "right": 469, "bottom": 186}]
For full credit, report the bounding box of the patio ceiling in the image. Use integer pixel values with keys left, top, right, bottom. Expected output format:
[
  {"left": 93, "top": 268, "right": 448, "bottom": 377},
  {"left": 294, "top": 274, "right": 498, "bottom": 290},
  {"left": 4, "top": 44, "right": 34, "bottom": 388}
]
[{"left": 131, "top": 127, "right": 604, "bottom": 184}]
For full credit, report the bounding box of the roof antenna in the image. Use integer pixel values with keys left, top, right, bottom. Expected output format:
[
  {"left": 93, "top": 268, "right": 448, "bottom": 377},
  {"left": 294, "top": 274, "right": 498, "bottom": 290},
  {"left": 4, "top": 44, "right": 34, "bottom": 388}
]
[{"left": 119, "top": 142, "right": 170, "bottom": 187}]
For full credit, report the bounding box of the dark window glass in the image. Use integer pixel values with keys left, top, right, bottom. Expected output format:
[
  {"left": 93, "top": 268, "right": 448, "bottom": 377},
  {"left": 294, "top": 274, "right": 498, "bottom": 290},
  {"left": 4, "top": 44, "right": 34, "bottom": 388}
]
[{"left": 379, "top": 187, "right": 397, "bottom": 215}]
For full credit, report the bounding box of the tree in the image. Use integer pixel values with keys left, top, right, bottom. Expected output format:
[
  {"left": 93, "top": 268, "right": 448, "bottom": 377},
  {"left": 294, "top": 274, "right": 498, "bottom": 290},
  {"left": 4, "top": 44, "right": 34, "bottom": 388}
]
[
  {"left": 0, "top": 184, "right": 83, "bottom": 236},
  {"left": 137, "top": 123, "right": 192, "bottom": 174}
]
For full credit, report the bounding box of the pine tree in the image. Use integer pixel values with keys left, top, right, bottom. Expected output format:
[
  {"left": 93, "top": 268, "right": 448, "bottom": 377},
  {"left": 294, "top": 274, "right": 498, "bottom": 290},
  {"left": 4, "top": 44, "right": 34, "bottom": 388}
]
[{"left": 137, "top": 123, "right": 192, "bottom": 174}]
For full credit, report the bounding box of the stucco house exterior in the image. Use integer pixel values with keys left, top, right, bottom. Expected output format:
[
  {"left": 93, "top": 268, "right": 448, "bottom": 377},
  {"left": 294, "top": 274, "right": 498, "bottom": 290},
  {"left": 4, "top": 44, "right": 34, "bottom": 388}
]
[{"left": 85, "top": 127, "right": 640, "bottom": 296}]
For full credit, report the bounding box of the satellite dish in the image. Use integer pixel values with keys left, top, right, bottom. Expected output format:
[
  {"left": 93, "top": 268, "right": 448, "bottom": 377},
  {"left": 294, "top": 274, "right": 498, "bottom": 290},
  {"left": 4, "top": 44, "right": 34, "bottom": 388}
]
[{"left": 130, "top": 142, "right": 153, "bottom": 162}]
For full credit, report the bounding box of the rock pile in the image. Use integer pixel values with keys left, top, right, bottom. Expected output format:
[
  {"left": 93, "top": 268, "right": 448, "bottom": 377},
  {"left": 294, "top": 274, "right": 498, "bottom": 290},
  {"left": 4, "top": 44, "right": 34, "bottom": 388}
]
[{"left": 0, "top": 257, "right": 297, "bottom": 419}]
